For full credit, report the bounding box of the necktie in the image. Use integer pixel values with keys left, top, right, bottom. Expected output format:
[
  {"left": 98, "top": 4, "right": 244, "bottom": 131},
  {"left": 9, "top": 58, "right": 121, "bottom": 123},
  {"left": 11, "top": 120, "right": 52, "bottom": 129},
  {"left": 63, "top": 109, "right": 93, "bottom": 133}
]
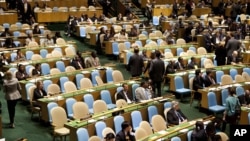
[
  {"left": 176, "top": 111, "right": 183, "bottom": 122},
  {"left": 124, "top": 91, "right": 131, "bottom": 103},
  {"left": 78, "top": 61, "right": 83, "bottom": 69}
]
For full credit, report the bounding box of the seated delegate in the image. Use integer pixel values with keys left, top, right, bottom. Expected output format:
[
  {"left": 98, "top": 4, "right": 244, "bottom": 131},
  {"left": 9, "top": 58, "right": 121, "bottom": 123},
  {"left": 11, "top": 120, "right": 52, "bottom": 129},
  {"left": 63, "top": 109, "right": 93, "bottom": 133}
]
[{"left": 167, "top": 101, "right": 187, "bottom": 125}]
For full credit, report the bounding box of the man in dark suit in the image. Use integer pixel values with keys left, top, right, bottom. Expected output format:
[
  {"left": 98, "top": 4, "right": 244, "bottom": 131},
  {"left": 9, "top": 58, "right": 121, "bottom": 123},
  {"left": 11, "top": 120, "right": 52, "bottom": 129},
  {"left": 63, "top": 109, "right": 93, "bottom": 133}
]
[
  {"left": 116, "top": 83, "right": 133, "bottom": 103},
  {"left": 127, "top": 47, "right": 144, "bottom": 77},
  {"left": 193, "top": 69, "right": 204, "bottom": 100},
  {"left": 226, "top": 32, "right": 241, "bottom": 58},
  {"left": 19, "top": 0, "right": 32, "bottom": 23},
  {"left": 32, "top": 63, "right": 41, "bottom": 76},
  {"left": 174, "top": 57, "right": 185, "bottom": 71},
  {"left": 167, "top": 101, "right": 187, "bottom": 125},
  {"left": 33, "top": 81, "right": 47, "bottom": 101},
  {"left": 71, "top": 55, "right": 85, "bottom": 70},
  {"left": 115, "top": 121, "right": 135, "bottom": 141},
  {"left": 204, "top": 69, "right": 216, "bottom": 87},
  {"left": 238, "top": 90, "right": 250, "bottom": 105},
  {"left": 187, "top": 57, "right": 198, "bottom": 70},
  {"left": 227, "top": 50, "right": 241, "bottom": 65},
  {"left": 149, "top": 50, "right": 165, "bottom": 97}
]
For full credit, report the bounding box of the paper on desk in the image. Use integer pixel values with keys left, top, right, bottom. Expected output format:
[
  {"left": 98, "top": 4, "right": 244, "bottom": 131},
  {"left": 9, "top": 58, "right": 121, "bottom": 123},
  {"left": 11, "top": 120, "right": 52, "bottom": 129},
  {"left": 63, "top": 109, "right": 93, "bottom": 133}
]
[
  {"left": 44, "top": 76, "right": 51, "bottom": 79},
  {"left": 88, "top": 119, "right": 96, "bottom": 123},
  {"left": 158, "top": 130, "right": 167, "bottom": 135},
  {"left": 179, "top": 129, "right": 189, "bottom": 133},
  {"left": 128, "top": 80, "right": 136, "bottom": 84},
  {"left": 98, "top": 116, "right": 106, "bottom": 120},
  {"left": 233, "top": 83, "right": 242, "bottom": 87},
  {"left": 82, "top": 71, "right": 89, "bottom": 74},
  {"left": 245, "top": 82, "right": 250, "bottom": 84},
  {"left": 203, "top": 120, "right": 211, "bottom": 125},
  {"left": 86, "top": 89, "right": 95, "bottom": 92},
  {"left": 115, "top": 83, "right": 121, "bottom": 86}
]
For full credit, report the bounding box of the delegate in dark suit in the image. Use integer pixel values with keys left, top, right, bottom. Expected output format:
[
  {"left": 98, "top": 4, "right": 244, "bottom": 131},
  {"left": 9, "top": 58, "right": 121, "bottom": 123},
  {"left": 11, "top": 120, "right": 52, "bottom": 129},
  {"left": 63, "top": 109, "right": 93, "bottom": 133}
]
[
  {"left": 226, "top": 34, "right": 241, "bottom": 57},
  {"left": 127, "top": 48, "right": 144, "bottom": 77},
  {"left": 116, "top": 84, "right": 133, "bottom": 103},
  {"left": 203, "top": 75, "right": 215, "bottom": 87},
  {"left": 19, "top": 0, "right": 32, "bottom": 23},
  {"left": 116, "top": 130, "right": 135, "bottom": 141},
  {"left": 33, "top": 88, "right": 47, "bottom": 101},
  {"left": 167, "top": 108, "right": 187, "bottom": 125},
  {"left": 238, "top": 90, "right": 250, "bottom": 105}
]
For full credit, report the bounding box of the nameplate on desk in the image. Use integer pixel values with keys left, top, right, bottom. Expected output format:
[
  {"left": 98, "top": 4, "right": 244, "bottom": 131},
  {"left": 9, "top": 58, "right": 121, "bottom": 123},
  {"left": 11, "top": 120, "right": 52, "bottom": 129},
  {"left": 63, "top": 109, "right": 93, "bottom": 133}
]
[
  {"left": 29, "top": 78, "right": 42, "bottom": 83},
  {"left": 88, "top": 119, "right": 96, "bottom": 123},
  {"left": 245, "top": 82, "right": 250, "bottom": 85},
  {"left": 81, "top": 71, "right": 89, "bottom": 74},
  {"left": 179, "top": 128, "right": 189, "bottom": 133},
  {"left": 86, "top": 89, "right": 95, "bottom": 92},
  {"left": 44, "top": 76, "right": 51, "bottom": 79},
  {"left": 157, "top": 130, "right": 168, "bottom": 135}
]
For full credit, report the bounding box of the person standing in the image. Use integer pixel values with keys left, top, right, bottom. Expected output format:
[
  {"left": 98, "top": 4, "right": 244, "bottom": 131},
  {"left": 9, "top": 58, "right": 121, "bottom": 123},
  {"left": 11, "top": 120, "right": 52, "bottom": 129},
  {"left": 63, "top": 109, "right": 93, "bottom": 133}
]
[
  {"left": 226, "top": 32, "right": 241, "bottom": 59},
  {"left": 19, "top": 0, "right": 32, "bottom": 23},
  {"left": 127, "top": 47, "right": 144, "bottom": 78},
  {"left": 3, "top": 71, "right": 21, "bottom": 128},
  {"left": 149, "top": 50, "right": 165, "bottom": 97}
]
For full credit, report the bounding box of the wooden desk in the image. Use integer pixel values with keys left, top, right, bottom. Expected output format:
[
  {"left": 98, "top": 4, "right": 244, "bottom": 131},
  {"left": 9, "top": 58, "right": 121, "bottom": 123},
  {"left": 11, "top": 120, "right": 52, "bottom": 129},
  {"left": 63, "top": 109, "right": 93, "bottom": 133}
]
[
  {"left": 37, "top": 80, "right": 139, "bottom": 122},
  {"left": 27, "top": 0, "right": 88, "bottom": 8},
  {"left": 0, "top": 13, "right": 18, "bottom": 24},
  {"left": 65, "top": 99, "right": 165, "bottom": 141},
  {"left": 239, "top": 107, "right": 250, "bottom": 125},
  {"left": 35, "top": 9, "right": 102, "bottom": 23}
]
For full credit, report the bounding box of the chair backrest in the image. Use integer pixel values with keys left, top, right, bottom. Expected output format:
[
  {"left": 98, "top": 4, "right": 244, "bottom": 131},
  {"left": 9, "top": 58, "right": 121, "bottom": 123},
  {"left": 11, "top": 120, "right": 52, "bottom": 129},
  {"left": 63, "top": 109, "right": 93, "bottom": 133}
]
[
  {"left": 207, "top": 92, "right": 217, "bottom": 107},
  {"left": 243, "top": 67, "right": 250, "bottom": 75},
  {"left": 91, "top": 70, "right": 100, "bottom": 86},
  {"left": 28, "top": 85, "right": 36, "bottom": 102},
  {"left": 187, "top": 130, "right": 193, "bottom": 141},
  {"left": 164, "top": 102, "right": 172, "bottom": 109},
  {"left": 95, "top": 121, "right": 106, "bottom": 138},
  {"left": 25, "top": 65, "right": 34, "bottom": 75},
  {"left": 113, "top": 115, "right": 125, "bottom": 134},
  {"left": 235, "top": 74, "right": 245, "bottom": 83},
  {"left": 147, "top": 105, "right": 158, "bottom": 123},
  {"left": 176, "top": 38, "right": 186, "bottom": 45},
  {"left": 59, "top": 76, "right": 69, "bottom": 92},
  {"left": 236, "top": 86, "right": 245, "bottom": 97},
  {"left": 56, "top": 38, "right": 66, "bottom": 45},
  {"left": 28, "top": 41, "right": 39, "bottom": 48},
  {"left": 41, "top": 63, "right": 50, "bottom": 75},
  {"left": 56, "top": 61, "right": 66, "bottom": 72},
  {"left": 188, "top": 46, "right": 196, "bottom": 53},
  {"left": 216, "top": 70, "right": 224, "bottom": 83},
  {"left": 88, "top": 136, "right": 101, "bottom": 141},
  {"left": 43, "top": 79, "right": 52, "bottom": 93},
  {"left": 197, "top": 47, "right": 207, "bottom": 55},
  {"left": 47, "top": 84, "right": 61, "bottom": 95},
  {"left": 242, "top": 72, "right": 250, "bottom": 81},
  {"left": 131, "top": 110, "right": 142, "bottom": 130},
  {"left": 40, "top": 49, "right": 48, "bottom": 58},
  {"left": 106, "top": 68, "right": 113, "bottom": 83},
  {"left": 229, "top": 68, "right": 238, "bottom": 80},
  {"left": 248, "top": 113, "right": 250, "bottom": 124},
  {"left": 51, "top": 107, "right": 68, "bottom": 128},
  {"left": 10, "top": 52, "right": 17, "bottom": 62},
  {"left": 132, "top": 83, "right": 139, "bottom": 101},
  {"left": 64, "top": 81, "right": 77, "bottom": 93},
  {"left": 65, "top": 66, "right": 76, "bottom": 72},
  {"left": 171, "top": 136, "right": 181, "bottom": 141},
  {"left": 152, "top": 115, "right": 167, "bottom": 132},
  {"left": 116, "top": 99, "right": 128, "bottom": 108},
  {"left": 135, "top": 128, "right": 147, "bottom": 140},
  {"left": 112, "top": 42, "right": 119, "bottom": 55},
  {"left": 216, "top": 132, "right": 229, "bottom": 141},
  {"left": 31, "top": 54, "right": 42, "bottom": 60},
  {"left": 174, "top": 76, "right": 184, "bottom": 90},
  {"left": 139, "top": 121, "right": 153, "bottom": 135},
  {"left": 221, "top": 75, "right": 233, "bottom": 85},
  {"left": 25, "top": 83, "right": 35, "bottom": 100},
  {"left": 95, "top": 76, "right": 104, "bottom": 86},
  {"left": 26, "top": 51, "right": 34, "bottom": 60},
  {"left": 50, "top": 68, "right": 61, "bottom": 75},
  {"left": 75, "top": 73, "right": 84, "bottom": 89},
  {"left": 47, "top": 102, "right": 58, "bottom": 122},
  {"left": 164, "top": 52, "right": 174, "bottom": 59},
  {"left": 73, "top": 102, "right": 89, "bottom": 120},
  {"left": 102, "top": 127, "right": 115, "bottom": 139},
  {"left": 221, "top": 89, "right": 228, "bottom": 106},
  {"left": 112, "top": 70, "right": 124, "bottom": 82},
  {"left": 100, "top": 90, "right": 113, "bottom": 105},
  {"left": 65, "top": 46, "right": 76, "bottom": 56},
  {"left": 93, "top": 100, "right": 108, "bottom": 114},
  {"left": 80, "top": 78, "right": 93, "bottom": 89},
  {"left": 65, "top": 97, "right": 77, "bottom": 118},
  {"left": 83, "top": 94, "right": 94, "bottom": 109},
  {"left": 164, "top": 108, "right": 171, "bottom": 121},
  {"left": 176, "top": 47, "right": 184, "bottom": 56},
  {"left": 76, "top": 128, "right": 89, "bottom": 141}
]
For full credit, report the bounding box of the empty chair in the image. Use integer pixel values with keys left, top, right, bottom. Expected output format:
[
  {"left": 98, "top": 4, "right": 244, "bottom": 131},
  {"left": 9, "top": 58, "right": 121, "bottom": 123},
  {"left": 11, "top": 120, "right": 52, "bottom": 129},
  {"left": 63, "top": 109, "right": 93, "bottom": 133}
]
[
  {"left": 65, "top": 97, "right": 77, "bottom": 119},
  {"left": 132, "top": 83, "right": 139, "bottom": 101},
  {"left": 176, "top": 47, "right": 184, "bottom": 56},
  {"left": 75, "top": 73, "right": 84, "bottom": 89},
  {"left": 106, "top": 68, "right": 113, "bottom": 83},
  {"left": 197, "top": 47, "right": 207, "bottom": 55},
  {"left": 47, "top": 102, "right": 58, "bottom": 122},
  {"left": 112, "top": 42, "right": 119, "bottom": 59},
  {"left": 72, "top": 102, "right": 89, "bottom": 120},
  {"left": 114, "top": 115, "right": 125, "bottom": 134},
  {"left": 95, "top": 76, "right": 104, "bottom": 86},
  {"left": 242, "top": 72, "right": 250, "bottom": 81},
  {"left": 28, "top": 41, "right": 39, "bottom": 48},
  {"left": 80, "top": 78, "right": 93, "bottom": 89},
  {"left": 135, "top": 40, "right": 142, "bottom": 47},
  {"left": 174, "top": 76, "right": 191, "bottom": 101},
  {"left": 116, "top": 99, "right": 127, "bottom": 108},
  {"left": 26, "top": 51, "right": 34, "bottom": 60},
  {"left": 59, "top": 76, "right": 69, "bottom": 93},
  {"left": 221, "top": 89, "right": 229, "bottom": 106},
  {"left": 139, "top": 121, "right": 153, "bottom": 135},
  {"left": 112, "top": 70, "right": 124, "bottom": 82},
  {"left": 65, "top": 66, "right": 76, "bottom": 72},
  {"left": 47, "top": 84, "right": 61, "bottom": 95},
  {"left": 65, "top": 46, "right": 76, "bottom": 56},
  {"left": 83, "top": 94, "right": 94, "bottom": 114},
  {"left": 235, "top": 74, "right": 245, "bottom": 82},
  {"left": 25, "top": 65, "right": 34, "bottom": 75},
  {"left": 229, "top": 68, "right": 238, "bottom": 80},
  {"left": 91, "top": 70, "right": 100, "bottom": 86},
  {"left": 56, "top": 38, "right": 66, "bottom": 46},
  {"left": 93, "top": 100, "right": 108, "bottom": 114},
  {"left": 100, "top": 90, "right": 116, "bottom": 109},
  {"left": 207, "top": 92, "right": 226, "bottom": 114},
  {"left": 76, "top": 128, "right": 89, "bottom": 141},
  {"left": 152, "top": 16, "right": 159, "bottom": 26},
  {"left": 41, "top": 63, "right": 50, "bottom": 75},
  {"left": 243, "top": 67, "right": 250, "bottom": 75},
  {"left": 135, "top": 128, "right": 147, "bottom": 140},
  {"left": 216, "top": 71, "right": 224, "bottom": 84},
  {"left": 216, "top": 132, "right": 229, "bottom": 141},
  {"left": 50, "top": 107, "right": 70, "bottom": 141},
  {"left": 40, "top": 49, "right": 48, "bottom": 58},
  {"left": 10, "top": 52, "right": 17, "bottom": 62},
  {"left": 171, "top": 136, "right": 181, "bottom": 141},
  {"left": 187, "top": 130, "right": 193, "bottom": 141},
  {"left": 43, "top": 80, "right": 52, "bottom": 93},
  {"left": 147, "top": 105, "right": 158, "bottom": 123},
  {"left": 95, "top": 121, "right": 106, "bottom": 138},
  {"left": 221, "top": 75, "right": 233, "bottom": 85},
  {"left": 151, "top": 115, "right": 167, "bottom": 132},
  {"left": 236, "top": 86, "right": 245, "bottom": 97},
  {"left": 52, "top": 50, "right": 63, "bottom": 57},
  {"left": 31, "top": 54, "right": 42, "bottom": 60},
  {"left": 176, "top": 38, "right": 186, "bottom": 45},
  {"left": 50, "top": 68, "right": 61, "bottom": 75},
  {"left": 131, "top": 110, "right": 142, "bottom": 130},
  {"left": 88, "top": 136, "right": 101, "bottom": 141},
  {"left": 25, "top": 82, "right": 35, "bottom": 100},
  {"left": 64, "top": 81, "right": 77, "bottom": 93},
  {"left": 56, "top": 61, "right": 66, "bottom": 72}
]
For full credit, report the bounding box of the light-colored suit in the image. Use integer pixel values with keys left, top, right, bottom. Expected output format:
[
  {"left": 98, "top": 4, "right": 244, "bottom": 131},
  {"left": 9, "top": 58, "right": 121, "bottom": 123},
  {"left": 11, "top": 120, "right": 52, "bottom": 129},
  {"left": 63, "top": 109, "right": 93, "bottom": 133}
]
[
  {"left": 3, "top": 78, "right": 21, "bottom": 100},
  {"left": 135, "top": 87, "right": 152, "bottom": 102},
  {"left": 85, "top": 56, "right": 100, "bottom": 68}
]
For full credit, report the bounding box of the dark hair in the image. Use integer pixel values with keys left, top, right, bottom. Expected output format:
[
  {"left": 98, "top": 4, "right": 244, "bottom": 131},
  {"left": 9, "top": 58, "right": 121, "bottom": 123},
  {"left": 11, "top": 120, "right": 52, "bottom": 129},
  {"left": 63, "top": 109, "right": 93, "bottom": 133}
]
[
  {"left": 206, "top": 69, "right": 212, "bottom": 75},
  {"left": 121, "top": 121, "right": 130, "bottom": 130},
  {"left": 178, "top": 57, "right": 183, "bottom": 61},
  {"left": 228, "top": 87, "right": 236, "bottom": 95},
  {"left": 195, "top": 69, "right": 201, "bottom": 76},
  {"left": 122, "top": 83, "right": 128, "bottom": 88},
  {"left": 104, "top": 132, "right": 115, "bottom": 140},
  {"left": 155, "top": 50, "right": 161, "bottom": 58},
  {"left": 134, "top": 47, "right": 139, "bottom": 54},
  {"left": 205, "top": 122, "right": 216, "bottom": 135},
  {"left": 35, "top": 63, "right": 41, "bottom": 68},
  {"left": 195, "top": 121, "right": 204, "bottom": 131},
  {"left": 140, "top": 81, "right": 146, "bottom": 86}
]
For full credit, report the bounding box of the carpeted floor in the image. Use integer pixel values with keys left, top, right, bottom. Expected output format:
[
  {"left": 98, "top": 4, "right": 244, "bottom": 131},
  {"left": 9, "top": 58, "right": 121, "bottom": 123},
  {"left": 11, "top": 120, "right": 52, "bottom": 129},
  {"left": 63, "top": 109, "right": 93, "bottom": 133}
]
[{"left": 1, "top": 25, "right": 209, "bottom": 141}]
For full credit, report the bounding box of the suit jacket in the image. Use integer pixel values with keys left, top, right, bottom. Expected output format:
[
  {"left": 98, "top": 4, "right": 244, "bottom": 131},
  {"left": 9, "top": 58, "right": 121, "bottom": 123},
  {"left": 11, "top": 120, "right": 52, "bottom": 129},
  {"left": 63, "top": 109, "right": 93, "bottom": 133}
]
[
  {"left": 167, "top": 108, "right": 187, "bottom": 125},
  {"left": 127, "top": 54, "right": 144, "bottom": 76},
  {"left": 203, "top": 75, "right": 215, "bottom": 87},
  {"left": 85, "top": 57, "right": 100, "bottom": 68},
  {"left": 191, "top": 129, "right": 208, "bottom": 141},
  {"left": 71, "top": 60, "right": 85, "bottom": 70},
  {"left": 16, "top": 71, "right": 29, "bottom": 81},
  {"left": 3, "top": 78, "right": 21, "bottom": 100},
  {"left": 193, "top": 76, "right": 204, "bottom": 91},
  {"left": 238, "top": 95, "right": 250, "bottom": 105},
  {"left": 174, "top": 62, "right": 185, "bottom": 70},
  {"left": 149, "top": 58, "right": 165, "bottom": 82},
  {"left": 227, "top": 55, "right": 241, "bottom": 65},
  {"left": 226, "top": 38, "right": 241, "bottom": 57},
  {"left": 135, "top": 87, "right": 151, "bottom": 102},
  {"left": 116, "top": 90, "right": 133, "bottom": 102},
  {"left": 115, "top": 130, "right": 135, "bottom": 141},
  {"left": 187, "top": 62, "right": 198, "bottom": 70},
  {"left": 33, "top": 88, "right": 47, "bottom": 101},
  {"left": 32, "top": 69, "right": 41, "bottom": 76}
]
